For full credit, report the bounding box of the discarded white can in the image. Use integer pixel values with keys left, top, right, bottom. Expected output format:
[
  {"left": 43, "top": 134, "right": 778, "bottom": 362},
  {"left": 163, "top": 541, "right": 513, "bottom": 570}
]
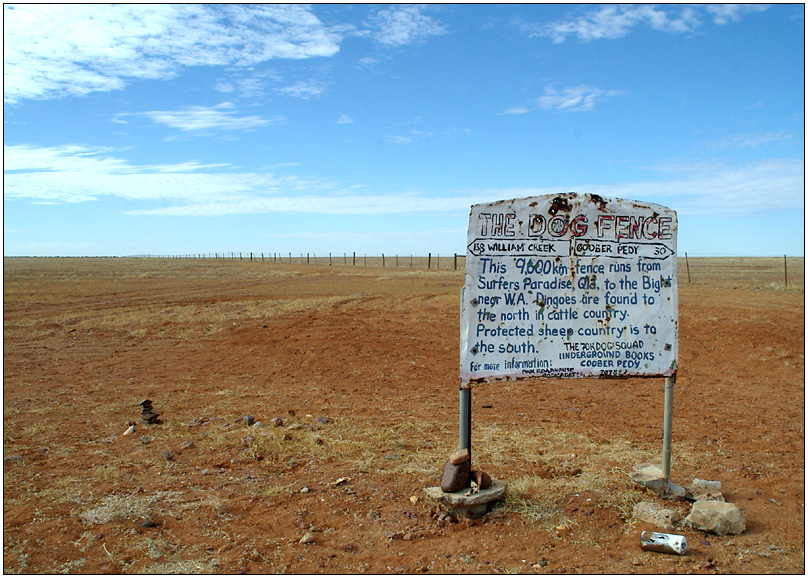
[{"left": 639, "top": 531, "right": 687, "bottom": 555}]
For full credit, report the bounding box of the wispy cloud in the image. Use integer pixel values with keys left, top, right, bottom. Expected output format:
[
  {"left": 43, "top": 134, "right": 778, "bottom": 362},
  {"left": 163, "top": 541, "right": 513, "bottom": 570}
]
[
  {"left": 537, "top": 85, "right": 621, "bottom": 111},
  {"left": 139, "top": 103, "right": 285, "bottom": 132},
  {"left": 706, "top": 4, "right": 769, "bottom": 25},
  {"left": 3, "top": 4, "right": 341, "bottom": 104},
  {"left": 500, "top": 106, "right": 530, "bottom": 115},
  {"left": 275, "top": 81, "right": 325, "bottom": 99},
  {"left": 337, "top": 115, "right": 354, "bottom": 124},
  {"left": 4, "top": 144, "right": 803, "bottom": 219},
  {"left": 703, "top": 131, "right": 795, "bottom": 150},
  {"left": 502, "top": 85, "right": 621, "bottom": 115},
  {"left": 366, "top": 5, "right": 447, "bottom": 46},
  {"left": 525, "top": 4, "right": 768, "bottom": 44}
]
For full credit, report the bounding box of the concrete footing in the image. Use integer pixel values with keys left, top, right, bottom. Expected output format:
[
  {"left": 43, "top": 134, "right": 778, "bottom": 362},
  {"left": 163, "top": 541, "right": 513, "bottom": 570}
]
[{"left": 424, "top": 478, "right": 506, "bottom": 519}]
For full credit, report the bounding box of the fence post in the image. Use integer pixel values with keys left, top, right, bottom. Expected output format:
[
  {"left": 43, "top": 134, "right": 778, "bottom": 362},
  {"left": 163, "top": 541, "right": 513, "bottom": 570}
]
[
  {"left": 685, "top": 253, "right": 691, "bottom": 284},
  {"left": 428, "top": 253, "right": 431, "bottom": 269},
  {"left": 382, "top": 254, "right": 385, "bottom": 267},
  {"left": 353, "top": 252, "right": 356, "bottom": 266},
  {"left": 784, "top": 255, "right": 788, "bottom": 288},
  {"left": 454, "top": 253, "right": 457, "bottom": 270}
]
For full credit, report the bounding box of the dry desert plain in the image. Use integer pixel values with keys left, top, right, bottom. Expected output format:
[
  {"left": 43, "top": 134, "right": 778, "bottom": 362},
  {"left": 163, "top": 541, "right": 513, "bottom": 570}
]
[{"left": 3, "top": 256, "right": 805, "bottom": 574}]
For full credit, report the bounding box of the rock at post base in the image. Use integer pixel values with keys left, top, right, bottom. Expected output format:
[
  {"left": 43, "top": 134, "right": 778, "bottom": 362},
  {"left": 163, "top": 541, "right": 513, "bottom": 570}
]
[
  {"left": 684, "top": 500, "right": 746, "bottom": 536},
  {"left": 449, "top": 448, "right": 470, "bottom": 466},
  {"left": 440, "top": 460, "right": 470, "bottom": 493},
  {"left": 630, "top": 463, "right": 687, "bottom": 500}
]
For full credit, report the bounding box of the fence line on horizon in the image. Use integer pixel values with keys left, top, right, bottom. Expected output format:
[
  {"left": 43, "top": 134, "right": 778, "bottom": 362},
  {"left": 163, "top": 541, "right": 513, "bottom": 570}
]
[
  {"left": 125, "top": 252, "right": 803, "bottom": 288},
  {"left": 130, "top": 252, "right": 469, "bottom": 271}
]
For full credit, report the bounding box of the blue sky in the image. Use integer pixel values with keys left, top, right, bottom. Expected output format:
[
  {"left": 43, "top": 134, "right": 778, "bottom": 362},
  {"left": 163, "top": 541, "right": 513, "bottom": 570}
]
[{"left": 3, "top": 4, "right": 804, "bottom": 257}]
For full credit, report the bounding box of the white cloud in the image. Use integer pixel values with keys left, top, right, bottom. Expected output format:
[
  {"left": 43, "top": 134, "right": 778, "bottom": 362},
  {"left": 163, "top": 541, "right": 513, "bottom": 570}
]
[
  {"left": 500, "top": 106, "right": 530, "bottom": 115},
  {"left": 704, "top": 131, "right": 795, "bottom": 150},
  {"left": 3, "top": 4, "right": 342, "bottom": 104},
  {"left": 138, "top": 103, "right": 285, "bottom": 132},
  {"left": 529, "top": 4, "right": 767, "bottom": 43},
  {"left": 366, "top": 5, "right": 447, "bottom": 46},
  {"left": 536, "top": 85, "right": 621, "bottom": 112},
  {"left": 275, "top": 81, "right": 325, "bottom": 99},
  {"left": 337, "top": 115, "right": 354, "bottom": 124},
  {"left": 4, "top": 144, "right": 802, "bottom": 220},
  {"left": 707, "top": 4, "right": 769, "bottom": 25}
]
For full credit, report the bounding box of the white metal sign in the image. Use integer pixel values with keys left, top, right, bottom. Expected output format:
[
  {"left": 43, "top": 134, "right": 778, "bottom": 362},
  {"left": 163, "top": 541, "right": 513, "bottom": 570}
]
[{"left": 460, "top": 192, "right": 677, "bottom": 387}]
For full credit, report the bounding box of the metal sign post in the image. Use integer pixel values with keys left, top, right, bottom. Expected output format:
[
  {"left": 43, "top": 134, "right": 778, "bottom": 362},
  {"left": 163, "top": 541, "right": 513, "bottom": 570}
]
[
  {"left": 459, "top": 287, "right": 472, "bottom": 456},
  {"left": 661, "top": 376, "right": 674, "bottom": 480}
]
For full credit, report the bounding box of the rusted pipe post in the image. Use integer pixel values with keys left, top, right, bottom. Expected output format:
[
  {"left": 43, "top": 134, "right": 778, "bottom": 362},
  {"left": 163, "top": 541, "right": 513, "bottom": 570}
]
[
  {"left": 661, "top": 377, "right": 674, "bottom": 480},
  {"left": 784, "top": 255, "right": 788, "bottom": 288}
]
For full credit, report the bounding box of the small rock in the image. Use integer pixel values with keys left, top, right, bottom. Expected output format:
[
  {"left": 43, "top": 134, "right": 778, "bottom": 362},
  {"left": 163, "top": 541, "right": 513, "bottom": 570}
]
[
  {"left": 139, "top": 435, "right": 152, "bottom": 444},
  {"left": 241, "top": 435, "right": 255, "bottom": 446},
  {"left": 449, "top": 448, "right": 470, "bottom": 465},
  {"left": 693, "top": 478, "right": 721, "bottom": 493},
  {"left": 288, "top": 410, "right": 296, "bottom": 417},
  {"left": 631, "top": 558, "right": 642, "bottom": 566},
  {"left": 471, "top": 470, "right": 492, "bottom": 489},
  {"left": 252, "top": 421, "right": 264, "bottom": 428},
  {"left": 684, "top": 501, "right": 746, "bottom": 536},
  {"left": 555, "top": 526, "right": 571, "bottom": 538},
  {"left": 269, "top": 417, "right": 284, "bottom": 427},
  {"left": 300, "top": 486, "right": 310, "bottom": 494},
  {"left": 123, "top": 424, "right": 135, "bottom": 436},
  {"left": 633, "top": 501, "right": 681, "bottom": 532},
  {"left": 316, "top": 417, "right": 329, "bottom": 425},
  {"left": 241, "top": 415, "right": 255, "bottom": 426},
  {"left": 485, "top": 508, "right": 505, "bottom": 520},
  {"left": 178, "top": 440, "right": 194, "bottom": 450},
  {"left": 409, "top": 495, "right": 419, "bottom": 504},
  {"left": 288, "top": 423, "right": 303, "bottom": 431},
  {"left": 140, "top": 519, "right": 159, "bottom": 528},
  {"left": 299, "top": 532, "right": 315, "bottom": 544},
  {"left": 185, "top": 418, "right": 205, "bottom": 427}
]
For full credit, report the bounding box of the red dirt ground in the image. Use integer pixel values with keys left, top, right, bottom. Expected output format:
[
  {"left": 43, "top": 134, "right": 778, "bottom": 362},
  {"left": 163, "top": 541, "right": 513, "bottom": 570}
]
[{"left": 3, "top": 258, "right": 804, "bottom": 574}]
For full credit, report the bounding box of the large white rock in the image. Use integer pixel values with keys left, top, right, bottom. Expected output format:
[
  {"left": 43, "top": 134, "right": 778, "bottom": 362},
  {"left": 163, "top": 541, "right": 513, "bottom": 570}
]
[{"left": 684, "top": 500, "right": 746, "bottom": 536}]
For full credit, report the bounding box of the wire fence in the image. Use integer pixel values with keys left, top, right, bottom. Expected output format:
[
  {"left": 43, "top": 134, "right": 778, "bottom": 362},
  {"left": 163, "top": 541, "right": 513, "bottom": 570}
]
[
  {"left": 132, "top": 252, "right": 468, "bottom": 270},
  {"left": 129, "top": 252, "right": 804, "bottom": 290}
]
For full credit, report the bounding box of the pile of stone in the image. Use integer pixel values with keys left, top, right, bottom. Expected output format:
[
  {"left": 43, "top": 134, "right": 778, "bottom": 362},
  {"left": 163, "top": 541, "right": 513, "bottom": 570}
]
[
  {"left": 440, "top": 449, "right": 491, "bottom": 493},
  {"left": 630, "top": 464, "right": 746, "bottom": 536},
  {"left": 424, "top": 448, "right": 505, "bottom": 519},
  {"left": 139, "top": 399, "right": 161, "bottom": 425}
]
